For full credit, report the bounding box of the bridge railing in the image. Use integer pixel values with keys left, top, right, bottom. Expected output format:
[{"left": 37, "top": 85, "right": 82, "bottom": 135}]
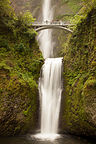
[
  {"left": 31, "top": 21, "right": 75, "bottom": 26},
  {"left": 32, "top": 21, "right": 69, "bottom": 25}
]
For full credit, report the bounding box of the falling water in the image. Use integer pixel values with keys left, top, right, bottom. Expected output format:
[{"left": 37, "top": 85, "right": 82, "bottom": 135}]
[
  {"left": 38, "top": 0, "right": 54, "bottom": 58},
  {"left": 40, "top": 58, "right": 62, "bottom": 134},
  {"left": 39, "top": 58, "right": 62, "bottom": 138},
  {"left": 34, "top": 0, "right": 63, "bottom": 140}
]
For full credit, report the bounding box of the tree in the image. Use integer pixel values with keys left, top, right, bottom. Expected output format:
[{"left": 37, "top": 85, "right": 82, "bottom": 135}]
[{"left": 0, "top": 0, "right": 15, "bottom": 18}]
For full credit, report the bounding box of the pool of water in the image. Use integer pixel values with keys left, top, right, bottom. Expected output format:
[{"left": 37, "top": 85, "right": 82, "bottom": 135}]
[{"left": 0, "top": 134, "right": 95, "bottom": 144}]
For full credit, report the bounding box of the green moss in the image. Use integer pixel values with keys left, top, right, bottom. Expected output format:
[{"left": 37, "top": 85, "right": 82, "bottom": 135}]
[
  {"left": 61, "top": 6, "right": 96, "bottom": 137},
  {"left": 0, "top": 0, "right": 43, "bottom": 136},
  {"left": 23, "top": 106, "right": 31, "bottom": 116},
  {"left": 0, "top": 61, "right": 11, "bottom": 71},
  {"left": 84, "top": 79, "right": 96, "bottom": 89},
  {"left": 14, "top": 125, "right": 21, "bottom": 134}
]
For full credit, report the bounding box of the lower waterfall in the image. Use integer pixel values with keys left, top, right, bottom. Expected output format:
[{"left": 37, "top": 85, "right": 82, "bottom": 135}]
[
  {"left": 35, "top": 58, "right": 63, "bottom": 140},
  {"left": 40, "top": 58, "right": 62, "bottom": 134}
]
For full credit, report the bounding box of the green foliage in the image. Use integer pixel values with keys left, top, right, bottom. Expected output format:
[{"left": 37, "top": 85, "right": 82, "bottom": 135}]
[
  {"left": 0, "top": 1, "right": 37, "bottom": 41},
  {"left": 21, "top": 72, "right": 37, "bottom": 88},
  {"left": 0, "top": 0, "right": 43, "bottom": 136},
  {"left": 84, "top": 79, "right": 96, "bottom": 89},
  {"left": 70, "top": 14, "right": 86, "bottom": 29},
  {"left": 0, "top": 0, "right": 16, "bottom": 18},
  {"left": 12, "top": 12, "right": 37, "bottom": 40},
  {"left": 0, "top": 61, "right": 11, "bottom": 72},
  {"left": 22, "top": 11, "right": 36, "bottom": 25},
  {"left": 14, "top": 43, "right": 26, "bottom": 53},
  {"left": 62, "top": 0, "right": 69, "bottom": 4},
  {"left": 62, "top": 0, "right": 82, "bottom": 13},
  {"left": 24, "top": 28, "right": 37, "bottom": 39},
  {"left": 23, "top": 106, "right": 31, "bottom": 116},
  {"left": 61, "top": 6, "right": 96, "bottom": 136},
  {"left": 17, "top": 11, "right": 35, "bottom": 26},
  {"left": 70, "top": 0, "right": 96, "bottom": 27},
  {"left": 57, "top": 0, "right": 82, "bottom": 22},
  {"left": 0, "top": 39, "right": 10, "bottom": 51},
  {"left": 82, "top": 0, "right": 96, "bottom": 5},
  {"left": 68, "top": 0, "right": 82, "bottom": 13}
]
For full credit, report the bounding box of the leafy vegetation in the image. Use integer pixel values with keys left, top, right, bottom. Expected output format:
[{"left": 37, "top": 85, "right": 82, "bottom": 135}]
[
  {"left": 0, "top": 0, "right": 43, "bottom": 136},
  {"left": 61, "top": 3, "right": 96, "bottom": 137},
  {"left": 56, "top": 0, "right": 82, "bottom": 21},
  {"left": 70, "top": 0, "right": 96, "bottom": 29}
]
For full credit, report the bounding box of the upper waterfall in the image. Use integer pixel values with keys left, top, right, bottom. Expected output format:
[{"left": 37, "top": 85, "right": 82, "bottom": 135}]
[{"left": 37, "top": 0, "right": 54, "bottom": 58}]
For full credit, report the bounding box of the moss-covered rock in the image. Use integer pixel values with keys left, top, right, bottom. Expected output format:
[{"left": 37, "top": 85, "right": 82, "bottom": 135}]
[
  {"left": 0, "top": 1, "right": 43, "bottom": 136},
  {"left": 0, "top": 68, "right": 38, "bottom": 136},
  {"left": 61, "top": 6, "right": 96, "bottom": 138}
]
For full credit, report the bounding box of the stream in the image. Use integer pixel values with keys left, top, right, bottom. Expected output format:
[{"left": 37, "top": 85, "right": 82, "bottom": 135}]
[{"left": 0, "top": 134, "right": 95, "bottom": 144}]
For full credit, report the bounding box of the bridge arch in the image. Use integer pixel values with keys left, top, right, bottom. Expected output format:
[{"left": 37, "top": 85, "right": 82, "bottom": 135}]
[{"left": 35, "top": 25, "right": 73, "bottom": 33}]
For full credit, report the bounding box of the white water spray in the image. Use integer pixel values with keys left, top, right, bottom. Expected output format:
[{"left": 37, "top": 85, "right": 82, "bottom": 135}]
[
  {"left": 34, "top": 0, "right": 63, "bottom": 140},
  {"left": 40, "top": 58, "right": 62, "bottom": 134},
  {"left": 38, "top": 0, "right": 54, "bottom": 58},
  {"left": 35, "top": 58, "right": 62, "bottom": 140}
]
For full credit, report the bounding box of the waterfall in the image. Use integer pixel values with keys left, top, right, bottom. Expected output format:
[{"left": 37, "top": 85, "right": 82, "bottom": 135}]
[
  {"left": 37, "top": 0, "right": 54, "bottom": 58},
  {"left": 34, "top": 0, "right": 63, "bottom": 140},
  {"left": 39, "top": 58, "right": 62, "bottom": 134},
  {"left": 35, "top": 58, "right": 62, "bottom": 140}
]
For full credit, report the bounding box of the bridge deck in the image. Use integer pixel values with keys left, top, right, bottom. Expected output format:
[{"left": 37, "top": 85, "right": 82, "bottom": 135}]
[
  {"left": 29, "top": 21, "right": 74, "bottom": 33},
  {"left": 32, "top": 23, "right": 74, "bottom": 27}
]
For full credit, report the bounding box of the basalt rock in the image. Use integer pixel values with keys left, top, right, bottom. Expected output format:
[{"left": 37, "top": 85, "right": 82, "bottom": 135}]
[{"left": 61, "top": 7, "right": 96, "bottom": 138}]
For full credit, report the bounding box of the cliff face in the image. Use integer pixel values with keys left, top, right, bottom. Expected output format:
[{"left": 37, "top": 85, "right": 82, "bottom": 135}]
[
  {"left": 52, "top": 0, "right": 82, "bottom": 57},
  {"left": 10, "top": 0, "right": 42, "bottom": 20},
  {"left": 0, "top": 40, "right": 43, "bottom": 136},
  {"left": 0, "top": 0, "right": 43, "bottom": 136},
  {"left": 61, "top": 6, "right": 96, "bottom": 138}
]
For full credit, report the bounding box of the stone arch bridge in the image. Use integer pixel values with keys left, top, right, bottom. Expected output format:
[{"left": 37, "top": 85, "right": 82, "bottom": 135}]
[{"left": 30, "top": 21, "right": 74, "bottom": 33}]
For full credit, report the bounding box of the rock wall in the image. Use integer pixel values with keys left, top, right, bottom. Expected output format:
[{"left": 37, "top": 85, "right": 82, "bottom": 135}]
[
  {"left": 61, "top": 6, "right": 96, "bottom": 138},
  {"left": 10, "top": 0, "right": 42, "bottom": 20},
  {"left": 0, "top": 0, "right": 43, "bottom": 136}
]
